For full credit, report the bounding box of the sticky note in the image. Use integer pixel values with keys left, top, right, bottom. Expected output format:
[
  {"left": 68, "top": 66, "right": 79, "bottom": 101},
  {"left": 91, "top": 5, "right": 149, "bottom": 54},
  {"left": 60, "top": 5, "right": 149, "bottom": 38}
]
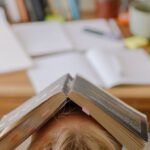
[
  {"left": 45, "top": 14, "right": 66, "bottom": 22},
  {"left": 124, "top": 36, "right": 149, "bottom": 49},
  {"left": 117, "top": 12, "right": 129, "bottom": 26}
]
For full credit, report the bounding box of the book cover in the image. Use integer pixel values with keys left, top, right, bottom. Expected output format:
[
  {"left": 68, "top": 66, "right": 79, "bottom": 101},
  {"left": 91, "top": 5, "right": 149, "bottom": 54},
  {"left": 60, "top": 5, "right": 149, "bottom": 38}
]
[
  {"left": 70, "top": 75, "right": 148, "bottom": 141},
  {"left": 24, "top": 0, "right": 37, "bottom": 21},
  {"left": 3, "top": 0, "right": 21, "bottom": 23},
  {"left": 40, "top": 0, "right": 50, "bottom": 17},
  {"left": 47, "top": 0, "right": 57, "bottom": 14},
  {"left": 61, "top": 0, "right": 72, "bottom": 20},
  {"left": 0, "top": 75, "right": 71, "bottom": 149},
  {"left": 68, "top": 0, "right": 80, "bottom": 20},
  {"left": 16, "top": 0, "right": 29, "bottom": 22},
  {"left": 31, "top": 0, "right": 45, "bottom": 21}
]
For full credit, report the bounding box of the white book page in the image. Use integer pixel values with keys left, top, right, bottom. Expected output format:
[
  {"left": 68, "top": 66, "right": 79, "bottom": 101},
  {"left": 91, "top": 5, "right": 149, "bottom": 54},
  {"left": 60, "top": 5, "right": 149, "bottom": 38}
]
[
  {"left": 0, "top": 18, "right": 32, "bottom": 74},
  {"left": 86, "top": 48, "right": 150, "bottom": 87},
  {"left": 64, "top": 19, "right": 123, "bottom": 51},
  {"left": 118, "top": 49, "right": 150, "bottom": 85},
  {"left": 0, "top": 8, "right": 7, "bottom": 21},
  {"left": 28, "top": 52, "right": 102, "bottom": 93},
  {"left": 86, "top": 49, "right": 122, "bottom": 88},
  {"left": 12, "top": 22, "right": 73, "bottom": 56}
]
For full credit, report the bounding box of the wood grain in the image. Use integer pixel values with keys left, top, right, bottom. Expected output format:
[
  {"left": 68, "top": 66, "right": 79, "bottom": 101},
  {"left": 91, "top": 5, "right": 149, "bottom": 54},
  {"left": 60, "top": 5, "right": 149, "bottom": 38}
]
[{"left": 0, "top": 71, "right": 34, "bottom": 98}]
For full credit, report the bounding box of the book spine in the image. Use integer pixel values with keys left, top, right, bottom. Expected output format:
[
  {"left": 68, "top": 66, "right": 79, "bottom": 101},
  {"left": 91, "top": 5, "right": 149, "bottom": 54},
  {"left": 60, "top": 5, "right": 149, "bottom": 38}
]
[
  {"left": 3, "top": 0, "right": 21, "bottom": 23},
  {"left": 47, "top": 0, "right": 58, "bottom": 14},
  {"left": 31, "top": 0, "right": 45, "bottom": 21},
  {"left": 61, "top": 0, "right": 72, "bottom": 20},
  {"left": 40, "top": 0, "right": 49, "bottom": 17},
  {"left": 55, "top": 0, "right": 64, "bottom": 16},
  {"left": 24, "top": 0, "right": 37, "bottom": 21},
  {"left": 16, "top": 0, "right": 29, "bottom": 22},
  {"left": 68, "top": 0, "right": 80, "bottom": 20}
]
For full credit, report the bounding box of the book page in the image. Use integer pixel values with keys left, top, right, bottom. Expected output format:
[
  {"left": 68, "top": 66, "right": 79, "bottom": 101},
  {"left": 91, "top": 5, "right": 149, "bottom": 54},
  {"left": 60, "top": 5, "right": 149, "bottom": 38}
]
[
  {"left": 86, "top": 48, "right": 150, "bottom": 87},
  {"left": 118, "top": 49, "right": 150, "bottom": 85},
  {"left": 12, "top": 22, "right": 73, "bottom": 56},
  {"left": 28, "top": 52, "right": 102, "bottom": 93},
  {"left": 0, "top": 74, "right": 69, "bottom": 136},
  {"left": 0, "top": 16, "right": 32, "bottom": 74},
  {"left": 86, "top": 48, "right": 122, "bottom": 88},
  {"left": 64, "top": 19, "right": 124, "bottom": 51},
  {"left": 70, "top": 75, "right": 148, "bottom": 142}
]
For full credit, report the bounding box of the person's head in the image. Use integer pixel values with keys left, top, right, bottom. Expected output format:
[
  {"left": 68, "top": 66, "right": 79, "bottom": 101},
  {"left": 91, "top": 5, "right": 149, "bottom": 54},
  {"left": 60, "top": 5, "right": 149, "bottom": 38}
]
[{"left": 28, "top": 102, "right": 121, "bottom": 150}]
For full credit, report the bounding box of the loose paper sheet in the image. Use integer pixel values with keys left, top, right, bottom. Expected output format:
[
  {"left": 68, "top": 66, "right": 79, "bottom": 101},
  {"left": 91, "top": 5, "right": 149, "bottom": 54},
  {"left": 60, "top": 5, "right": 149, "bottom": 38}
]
[
  {"left": 64, "top": 19, "right": 124, "bottom": 50},
  {"left": 0, "top": 14, "right": 32, "bottom": 74}
]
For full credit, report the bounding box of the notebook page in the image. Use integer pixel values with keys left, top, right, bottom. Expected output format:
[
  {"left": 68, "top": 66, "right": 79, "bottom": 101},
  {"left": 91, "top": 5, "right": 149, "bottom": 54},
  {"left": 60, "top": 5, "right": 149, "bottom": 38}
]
[
  {"left": 86, "top": 48, "right": 150, "bottom": 87},
  {"left": 12, "top": 22, "right": 73, "bottom": 56},
  {"left": 0, "top": 16, "right": 32, "bottom": 74},
  {"left": 118, "top": 49, "right": 150, "bottom": 85},
  {"left": 28, "top": 52, "right": 102, "bottom": 93},
  {"left": 64, "top": 19, "right": 123, "bottom": 51},
  {"left": 86, "top": 49, "right": 122, "bottom": 88}
]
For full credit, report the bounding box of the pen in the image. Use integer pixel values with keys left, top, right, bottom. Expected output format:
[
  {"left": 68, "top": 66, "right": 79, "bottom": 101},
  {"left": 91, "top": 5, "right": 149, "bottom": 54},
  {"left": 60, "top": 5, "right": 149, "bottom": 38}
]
[{"left": 83, "top": 28, "right": 121, "bottom": 40}]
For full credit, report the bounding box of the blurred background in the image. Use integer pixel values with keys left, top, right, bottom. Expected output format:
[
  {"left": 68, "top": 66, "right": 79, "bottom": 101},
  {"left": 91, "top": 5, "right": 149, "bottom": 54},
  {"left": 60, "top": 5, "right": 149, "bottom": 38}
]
[{"left": 0, "top": 0, "right": 150, "bottom": 129}]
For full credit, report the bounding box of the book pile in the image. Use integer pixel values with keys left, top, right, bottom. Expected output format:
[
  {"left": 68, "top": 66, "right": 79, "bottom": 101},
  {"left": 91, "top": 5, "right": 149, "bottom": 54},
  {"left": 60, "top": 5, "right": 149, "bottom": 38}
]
[{"left": 3, "top": 0, "right": 80, "bottom": 23}]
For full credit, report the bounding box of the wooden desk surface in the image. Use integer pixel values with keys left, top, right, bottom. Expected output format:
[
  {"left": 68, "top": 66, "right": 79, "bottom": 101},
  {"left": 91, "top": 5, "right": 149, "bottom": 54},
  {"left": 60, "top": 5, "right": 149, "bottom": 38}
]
[{"left": 0, "top": 17, "right": 150, "bottom": 125}]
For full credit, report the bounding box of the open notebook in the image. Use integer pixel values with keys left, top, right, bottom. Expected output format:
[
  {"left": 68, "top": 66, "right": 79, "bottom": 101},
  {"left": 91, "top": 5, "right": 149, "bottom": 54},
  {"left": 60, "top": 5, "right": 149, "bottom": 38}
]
[
  {"left": 12, "top": 22, "right": 73, "bottom": 56},
  {"left": 12, "top": 19, "right": 123, "bottom": 56},
  {"left": 0, "top": 9, "right": 32, "bottom": 74},
  {"left": 28, "top": 48, "right": 150, "bottom": 93}
]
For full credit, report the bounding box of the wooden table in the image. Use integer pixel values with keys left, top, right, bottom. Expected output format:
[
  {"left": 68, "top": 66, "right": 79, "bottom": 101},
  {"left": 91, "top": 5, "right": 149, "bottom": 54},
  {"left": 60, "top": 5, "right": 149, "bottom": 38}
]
[{"left": 0, "top": 15, "right": 150, "bottom": 127}]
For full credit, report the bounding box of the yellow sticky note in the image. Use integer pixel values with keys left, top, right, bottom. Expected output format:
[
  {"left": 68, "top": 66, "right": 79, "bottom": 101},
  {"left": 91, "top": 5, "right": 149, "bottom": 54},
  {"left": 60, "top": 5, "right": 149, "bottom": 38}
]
[
  {"left": 45, "top": 14, "right": 66, "bottom": 22},
  {"left": 124, "top": 36, "right": 149, "bottom": 49}
]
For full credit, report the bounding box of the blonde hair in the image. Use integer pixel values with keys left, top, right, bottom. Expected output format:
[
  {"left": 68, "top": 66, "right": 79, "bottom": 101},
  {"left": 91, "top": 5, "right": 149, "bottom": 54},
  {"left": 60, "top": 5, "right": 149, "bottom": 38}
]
[
  {"left": 28, "top": 103, "right": 121, "bottom": 150},
  {"left": 52, "top": 126, "right": 120, "bottom": 150}
]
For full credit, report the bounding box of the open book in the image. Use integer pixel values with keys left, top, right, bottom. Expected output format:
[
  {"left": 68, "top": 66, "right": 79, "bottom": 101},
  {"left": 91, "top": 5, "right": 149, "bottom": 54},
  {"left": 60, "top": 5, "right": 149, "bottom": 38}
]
[
  {"left": 0, "top": 74, "right": 148, "bottom": 150},
  {"left": 28, "top": 48, "right": 150, "bottom": 93},
  {"left": 12, "top": 19, "right": 123, "bottom": 56},
  {"left": 12, "top": 22, "right": 73, "bottom": 56}
]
